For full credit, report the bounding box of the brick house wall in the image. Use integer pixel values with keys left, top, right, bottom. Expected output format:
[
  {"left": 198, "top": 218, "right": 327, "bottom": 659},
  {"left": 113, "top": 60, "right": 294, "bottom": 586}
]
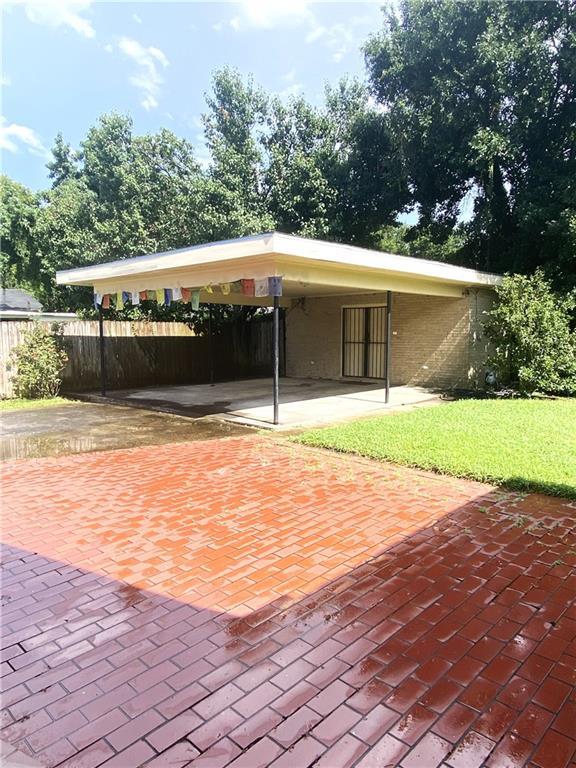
[{"left": 285, "top": 289, "right": 494, "bottom": 389}]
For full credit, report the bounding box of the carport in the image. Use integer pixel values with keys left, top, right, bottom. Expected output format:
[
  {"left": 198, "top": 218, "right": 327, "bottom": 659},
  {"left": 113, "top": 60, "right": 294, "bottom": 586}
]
[{"left": 56, "top": 232, "right": 501, "bottom": 426}]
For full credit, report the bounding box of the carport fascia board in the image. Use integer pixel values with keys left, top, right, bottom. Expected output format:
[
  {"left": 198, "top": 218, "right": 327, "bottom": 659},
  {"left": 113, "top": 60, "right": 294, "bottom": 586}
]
[
  {"left": 55, "top": 232, "right": 502, "bottom": 300},
  {"left": 59, "top": 256, "right": 483, "bottom": 301}
]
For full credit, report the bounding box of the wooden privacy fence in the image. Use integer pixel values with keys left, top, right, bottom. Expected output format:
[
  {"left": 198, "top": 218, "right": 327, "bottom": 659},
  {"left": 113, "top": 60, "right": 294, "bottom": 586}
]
[{"left": 0, "top": 318, "right": 284, "bottom": 398}]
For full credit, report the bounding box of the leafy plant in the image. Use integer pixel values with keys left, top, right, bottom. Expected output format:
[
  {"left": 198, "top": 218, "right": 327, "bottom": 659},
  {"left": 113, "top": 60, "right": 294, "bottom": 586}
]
[
  {"left": 483, "top": 271, "right": 576, "bottom": 395},
  {"left": 8, "top": 323, "right": 69, "bottom": 400}
]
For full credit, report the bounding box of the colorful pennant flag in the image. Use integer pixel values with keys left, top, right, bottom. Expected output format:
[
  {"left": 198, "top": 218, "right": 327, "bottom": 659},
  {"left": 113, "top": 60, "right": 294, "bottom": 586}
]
[
  {"left": 116, "top": 291, "right": 124, "bottom": 308},
  {"left": 241, "top": 279, "right": 255, "bottom": 296},
  {"left": 181, "top": 287, "right": 191, "bottom": 303},
  {"left": 93, "top": 292, "right": 102, "bottom": 308},
  {"left": 204, "top": 285, "right": 214, "bottom": 294},
  {"left": 230, "top": 281, "right": 242, "bottom": 294},
  {"left": 102, "top": 294, "right": 110, "bottom": 309},
  {"left": 155, "top": 288, "right": 164, "bottom": 304},
  {"left": 254, "top": 278, "right": 268, "bottom": 297},
  {"left": 220, "top": 283, "right": 231, "bottom": 295},
  {"left": 164, "top": 288, "right": 173, "bottom": 305},
  {"left": 139, "top": 290, "right": 147, "bottom": 302},
  {"left": 191, "top": 290, "right": 200, "bottom": 310},
  {"left": 269, "top": 276, "right": 283, "bottom": 297}
]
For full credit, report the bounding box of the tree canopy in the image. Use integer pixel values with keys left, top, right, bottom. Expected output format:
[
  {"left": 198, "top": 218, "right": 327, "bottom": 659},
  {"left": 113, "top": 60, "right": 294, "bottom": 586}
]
[
  {"left": 365, "top": 0, "right": 576, "bottom": 280},
  {"left": 2, "top": 1, "right": 574, "bottom": 313}
]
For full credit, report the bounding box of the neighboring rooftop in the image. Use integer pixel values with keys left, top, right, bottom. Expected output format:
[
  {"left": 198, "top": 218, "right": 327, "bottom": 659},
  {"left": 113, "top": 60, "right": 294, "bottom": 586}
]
[{"left": 0, "top": 288, "right": 42, "bottom": 313}]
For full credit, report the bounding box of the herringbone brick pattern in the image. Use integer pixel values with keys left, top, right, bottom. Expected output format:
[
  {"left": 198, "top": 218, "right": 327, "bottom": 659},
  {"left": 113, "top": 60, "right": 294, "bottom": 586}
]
[{"left": 1, "top": 436, "right": 575, "bottom": 768}]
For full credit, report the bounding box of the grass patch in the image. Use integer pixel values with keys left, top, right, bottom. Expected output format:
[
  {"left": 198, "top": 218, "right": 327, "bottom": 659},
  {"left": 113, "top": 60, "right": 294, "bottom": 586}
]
[
  {"left": 0, "top": 396, "right": 74, "bottom": 412},
  {"left": 295, "top": 398, "right": 576, "bottom": 499}
]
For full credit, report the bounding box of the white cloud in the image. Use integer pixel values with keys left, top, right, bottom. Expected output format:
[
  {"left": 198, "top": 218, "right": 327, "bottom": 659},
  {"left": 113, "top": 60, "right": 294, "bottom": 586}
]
[
  {"left": 132, "top": 13, "right": 142, "bottom": 24},
  {"left": 233, "top": 0, "right": 313, "bottom": 29},
  {"left": 278, "top": 68, "right": 303, "bottom": 99},
  {"left": 8, "top": 0, "right": 95, "bottom": 38},
  {"left": 222, "top": 1, "right": 377, "bottom": 64},
  {"left": 308, "top": 21, "right": 358, "bottom": 63},
  {"left": 117, "top": 36, "right": 169, "bottom": 111},
  {"left": 0, "top": 117, "right": 49, "bottom": 157}
]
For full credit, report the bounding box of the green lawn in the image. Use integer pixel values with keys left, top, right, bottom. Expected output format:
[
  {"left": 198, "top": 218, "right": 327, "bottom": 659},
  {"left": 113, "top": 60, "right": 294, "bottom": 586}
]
[
  {"left": 0, "top": 397, "right": 74, "bottom": 412},
  {"left": 295, "top": 398, "right": 576, "bottom": 498}
]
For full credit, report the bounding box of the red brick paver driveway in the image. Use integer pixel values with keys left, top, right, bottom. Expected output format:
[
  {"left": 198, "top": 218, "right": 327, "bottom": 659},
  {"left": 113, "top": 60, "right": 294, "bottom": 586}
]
[{"left": 1, "top": 436, "right": 575, "bottom": 768}]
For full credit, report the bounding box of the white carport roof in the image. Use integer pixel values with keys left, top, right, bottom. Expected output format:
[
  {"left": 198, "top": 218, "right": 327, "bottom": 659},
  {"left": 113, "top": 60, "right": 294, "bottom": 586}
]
[{"left": 56, "top": 231, "right": 502, "bottom": 306}]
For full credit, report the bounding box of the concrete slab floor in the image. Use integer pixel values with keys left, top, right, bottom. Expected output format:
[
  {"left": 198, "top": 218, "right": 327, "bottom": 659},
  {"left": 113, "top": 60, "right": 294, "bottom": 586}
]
[
  {"left": 78, "top": 378, "right": 441, "bottom": 429},
  {"left": 0, "top": 403, "right": 251, "bottom": 461}
]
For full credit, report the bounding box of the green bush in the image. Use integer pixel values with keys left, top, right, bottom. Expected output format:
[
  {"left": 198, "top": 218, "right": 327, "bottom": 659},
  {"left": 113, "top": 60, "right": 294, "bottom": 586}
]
[
  {"left": 483, "top": 271, "right": 576, "bottom": 395},
  {"left": 9, "top": 323, "right": 68, "bottom": 399}
]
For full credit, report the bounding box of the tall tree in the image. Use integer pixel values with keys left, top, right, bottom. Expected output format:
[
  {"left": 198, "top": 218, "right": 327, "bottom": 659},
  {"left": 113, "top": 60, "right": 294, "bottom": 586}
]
[
  {"left": 46, "top": 133, "right": 79, "bottom": 187},
  {"left": 202, "top": 68, "right": 274, "bottom": 239},
  {"left": 0, "top": 176, "right": 39, "bottom": 289},
  {"left": 365, "top": 0, "right": 576, "bottom": 279}
]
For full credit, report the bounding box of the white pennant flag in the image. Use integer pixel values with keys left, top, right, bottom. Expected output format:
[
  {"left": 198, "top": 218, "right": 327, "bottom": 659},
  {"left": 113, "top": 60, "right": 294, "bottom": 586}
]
[
  {"left": 172, "top": 286, "right": 182, "bottom": 301},
  {"left": 254, "top": 278, "right": 269, "bottom": 297},
  {"left": 131, "top": 291, "right": 140, "bottom": 306}
]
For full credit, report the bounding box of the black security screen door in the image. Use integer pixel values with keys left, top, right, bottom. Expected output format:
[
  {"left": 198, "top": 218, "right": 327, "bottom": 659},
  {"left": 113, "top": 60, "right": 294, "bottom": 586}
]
[{"left": 342, "top": 305, "right": 387, "bottom": 379}]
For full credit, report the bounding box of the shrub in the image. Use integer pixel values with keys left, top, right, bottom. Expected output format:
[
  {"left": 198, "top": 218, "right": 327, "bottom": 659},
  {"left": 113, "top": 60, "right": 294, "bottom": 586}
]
[
  {"left": 483, "top": 271, "right": 576, "bottom": 395},
  {"left": 9, "top": 323, "right": 68, "bottom": 399}
]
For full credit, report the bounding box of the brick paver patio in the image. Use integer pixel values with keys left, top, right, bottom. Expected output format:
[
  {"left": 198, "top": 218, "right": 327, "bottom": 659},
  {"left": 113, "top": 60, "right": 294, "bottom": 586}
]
[{"left": 1, "top": 436, "right": 575, "bottom": 768}]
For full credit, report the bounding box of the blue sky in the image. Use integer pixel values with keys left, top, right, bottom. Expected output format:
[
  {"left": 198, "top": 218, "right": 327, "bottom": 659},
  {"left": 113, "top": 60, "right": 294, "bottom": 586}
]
[{"left": 2, "top": 1, "right": 385, "bottom": 191}]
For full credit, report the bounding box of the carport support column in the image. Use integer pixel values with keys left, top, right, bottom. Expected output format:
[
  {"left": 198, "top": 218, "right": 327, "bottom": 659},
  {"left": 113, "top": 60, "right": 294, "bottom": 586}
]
[
  {"left": 385, "top": 291, "right": 392, "bottom": 404},
  {"left": 208, "top": 304, "right": 214, "bottom": 386},
  {"left": 98, "top": 305, "right": 107, "bottom": 397},
  {"left": 273, "top": 295, "right": 280, "bottom": 425}
]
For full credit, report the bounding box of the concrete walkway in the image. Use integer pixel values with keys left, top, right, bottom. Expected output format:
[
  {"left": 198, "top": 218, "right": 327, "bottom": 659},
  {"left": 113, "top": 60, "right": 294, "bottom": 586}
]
[
  {"left": 2, "top": 436, "right": 575, "bottom": 767},
  {"left": 81, "top": 378, "right": 439, "bottom": 428}
]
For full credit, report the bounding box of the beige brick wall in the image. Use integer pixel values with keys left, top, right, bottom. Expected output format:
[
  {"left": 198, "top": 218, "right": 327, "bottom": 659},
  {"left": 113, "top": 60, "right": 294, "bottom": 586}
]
[{"left": 285, "top": 289, "right": 494, "bottom": 389}]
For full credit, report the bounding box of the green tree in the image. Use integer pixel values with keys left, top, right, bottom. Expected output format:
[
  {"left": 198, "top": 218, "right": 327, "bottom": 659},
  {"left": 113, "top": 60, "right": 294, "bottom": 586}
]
[
  {"left": 0, "top": 176, "right": 40, "bottom": 290},
  {"left": 263, "top": 95, "right": 337, "bottom": 237},
  {"left": 47, "top": 132, "right": 79, "bottom": 187},
  {"left": 202, "top": 68, "right": 274, "bottom": 239},
  {"left": 365, "top": 0, "right": 576, "bottom": 279},
  {"left": 324, "top": 79, "right": 409, "bottom": 246}
]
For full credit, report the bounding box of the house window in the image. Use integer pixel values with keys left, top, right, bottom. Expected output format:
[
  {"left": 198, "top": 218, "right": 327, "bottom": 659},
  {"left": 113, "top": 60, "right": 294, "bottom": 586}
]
[{"left": 342, "top": 305, "right": 387, "bottom": 379}]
